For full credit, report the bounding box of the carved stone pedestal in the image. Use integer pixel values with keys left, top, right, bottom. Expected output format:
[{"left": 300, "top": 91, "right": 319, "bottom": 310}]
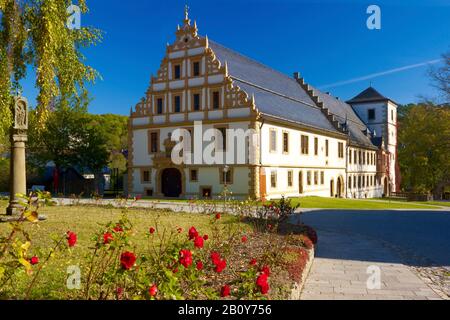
[{"left": 6, "top": 96, "right": 29, "bottom": 216}]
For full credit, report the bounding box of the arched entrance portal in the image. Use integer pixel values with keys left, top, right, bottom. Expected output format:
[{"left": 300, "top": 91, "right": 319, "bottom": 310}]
[
  {"left": 330, "top": 179, "right": 335, "bottom": 197},
  {"left": 383, "top": 177, "right": 389, "bottom": 197},
  {"left": 299, "top": 171, "right": 304, "bottom": 194},
  {"left": 336, "top": 176, "right": 344, "bottom": 198},
  {"left": 161, "top": 168, "right": 182, "bottom": 198}
]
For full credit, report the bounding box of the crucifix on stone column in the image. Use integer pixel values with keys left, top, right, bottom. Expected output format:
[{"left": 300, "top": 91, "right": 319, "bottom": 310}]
[{"left": 6, "top": 96, "right": 29, "bottom": 216}]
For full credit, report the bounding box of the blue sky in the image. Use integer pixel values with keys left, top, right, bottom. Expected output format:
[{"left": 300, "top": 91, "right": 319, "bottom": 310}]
[{"left": 20, "top": 0, "right": 450, "bottom": 115}]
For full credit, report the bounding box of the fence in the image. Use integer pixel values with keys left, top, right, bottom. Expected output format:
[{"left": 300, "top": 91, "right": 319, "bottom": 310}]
[{"left": 389, "top": 192, "right": 432, "bottom": 202}]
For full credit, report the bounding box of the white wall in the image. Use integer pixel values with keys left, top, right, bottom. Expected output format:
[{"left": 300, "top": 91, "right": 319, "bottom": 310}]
[
  {"left": 259, "top": 123, "right": 347, "bottom": 199},
  {"left": 130, "top": 121, "right": 254, "bottom": 198}
]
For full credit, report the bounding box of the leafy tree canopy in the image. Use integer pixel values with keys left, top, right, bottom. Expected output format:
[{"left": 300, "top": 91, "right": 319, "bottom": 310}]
[
  {"left": 398, "top": 103, "right": 450, "bottom": 197},
  {"left": 429, "top": 51, "right": 450, "bottom": 103},
  {"left": 0, "top": 0, "right": 100, "bottom": 138},
  {"left": 86, "top": 113, "right": 128, "bottom": 173},
  {"left": 27, "top": 100, "right": 109, "bottom": 175}
]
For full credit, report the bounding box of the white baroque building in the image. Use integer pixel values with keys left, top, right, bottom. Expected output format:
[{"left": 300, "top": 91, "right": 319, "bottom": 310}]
[{"left": 128, "top": 11, "right": 399, "bottom": 200}]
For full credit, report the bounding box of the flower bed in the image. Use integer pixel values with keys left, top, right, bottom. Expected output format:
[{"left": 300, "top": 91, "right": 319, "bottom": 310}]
[{"left": 0, "top": 193, "right": 317, "bottom": 300}]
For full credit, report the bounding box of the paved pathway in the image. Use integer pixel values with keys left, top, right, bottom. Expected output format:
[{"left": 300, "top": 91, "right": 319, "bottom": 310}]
[
  {"left": 301, "top": 230, "right": 441, "bottom": 300},
  {"left": 289, "top": 210, "right": 450, "bottom": 300}
]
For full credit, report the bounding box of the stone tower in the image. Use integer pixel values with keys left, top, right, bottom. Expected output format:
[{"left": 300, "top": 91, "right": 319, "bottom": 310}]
[{"left": 347, "top": 87, "right": 400, "bottom": 192}]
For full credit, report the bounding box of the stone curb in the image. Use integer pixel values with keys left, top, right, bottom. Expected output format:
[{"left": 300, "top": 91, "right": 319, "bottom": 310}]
[{"left": 289, "top": 247, "right": 315, "bottom": 300}]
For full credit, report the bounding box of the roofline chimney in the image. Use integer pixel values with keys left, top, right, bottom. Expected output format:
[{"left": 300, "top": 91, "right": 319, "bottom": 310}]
[{"left": 293, "top": 72, "right": 300, "bottom": 80}]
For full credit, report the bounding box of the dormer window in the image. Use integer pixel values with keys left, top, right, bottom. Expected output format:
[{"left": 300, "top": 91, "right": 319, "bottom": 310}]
[
  {"left": 193, "top": 61, "right": 200, "bottom": 77},
  {"left": 193, "top": 93, "right": 201, "bottom": 111},
  {"left": 156, "top": 98, "right": 163, "bottom": 114},
  {"left": 174, "top": 95, "right": 181, "bottom": 113},
  {"left": 368, "top": 109, "right": 375, "bottom": 120},
  {"left": 212, "top": 91, "right": 220, "bottom": 109},
  {"left": 174, "top": 64, "right": 181, "bottom": 80}
]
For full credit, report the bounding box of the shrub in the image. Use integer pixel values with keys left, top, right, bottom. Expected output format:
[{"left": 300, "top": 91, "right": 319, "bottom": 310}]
[
  {"left": 78, "top": 210, "right": 274, "bottom": 300},
  {"left": 0, "top": 192, "right": 73, "bottom": 298},
  {"left": 304, "top": 226, "right": 318, "bottom": 245},
  {"left": 283, "top": 247, "right": 309, "bottom": 283}
]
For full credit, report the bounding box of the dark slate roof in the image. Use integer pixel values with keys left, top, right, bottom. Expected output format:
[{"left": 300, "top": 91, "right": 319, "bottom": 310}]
[
  {"left": 347, "top": 87, "right": 389, "bottom": 104},
  {"left": 209, "top": 41, "right": 339, "bottom": 134},
  {"left": 371, "top": 137, "right": 384, "bottom": 148},
  {"left": 310, "top": 87, "right": 377, "bottom": 149},
  {"left": 209, "top": 40, "right": 376, "bottom": 148}
]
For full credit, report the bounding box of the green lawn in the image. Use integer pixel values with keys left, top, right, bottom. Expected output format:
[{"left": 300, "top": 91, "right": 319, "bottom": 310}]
[
  {"left": 423, "top": 201, "right": 450, "bottom": 207},
  {"left": 289, "top": 197, "right": 444, "bottom": 210},
  {"left": 0, "top": 202, "right": 250, "bottom": 299},
  {"left": 140, "top": 197, "right": 444, "bottom": 210},
  {"left": 2, "top": 195, "right": 446, "bottom": 215}
]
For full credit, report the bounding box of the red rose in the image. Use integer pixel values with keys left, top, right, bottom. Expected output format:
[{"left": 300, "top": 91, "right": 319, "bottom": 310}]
[
  {"left": 173, "top": 267, "right": 179, "bottom": 274},
  {"left": 250, "top": 258, "right": 257, "bottom": 266},
  {"left": 259, "top": 282, "right": 269, "bottom": 294},
  {"left": 210, "top": 252, "right": 221, "bottom": 265},
  {"left": 215, "top": 259, "right": 227, "bottom": 273},
  {"left": 215, "top": 213, "right": 221, "bottom": 220},
  {"left": 194, "top": 236, "right": 204, "bottom": 249},
  {"left": 67, "top": 231, "right": 77, "bottom": 247},
  {"left": 188, "top": 227, "right": 199, "bottom": 240},
  {"left": 120, "top": 251, "right": 136, "bottom": 270},
  {"left": 179, "top": 249, "right": 193, "bottom": 268},
  {"left": 305, "top": 226, "right": 318, "bottom": 244},
  {"left": 149, "top": 284, "right": 158, "bottom": 297},
  {"left": 30, "top": 256, "right": 39, "bottom": 265},
  {"left": 221, "top": 285, "right": 231, "bottom": 297},
  {"left": 196, "top": 260, "right": 204, "bottom": 271},
  {"left": 103, "top": 232, "right": 114, "bottom": 244},
  {"left": 135, "top": 194, "right": 142, "bottom": 201},
  {"left": 302, "top": 235, "right": 314, "bottom": 250},
  {"left": 261, "top": 266, "right": 271, "bottom": 276},
  {"left": 241, "top": 235, "right": 248, "bottom": 243},
  {"left": 256, "top": 273, "right": 270, "bottom": 294},
  {"left": 116, "top": 287, "right": 123, "bottom": 300},
  {"left": 203, "top": 234, "right": 209, "bottom": 241},
  {"left": 113, "top": 225, "right": 123, "bottom": 233},
  {"left": 149, "top": 227, "right": 156, "bottom": 234}
]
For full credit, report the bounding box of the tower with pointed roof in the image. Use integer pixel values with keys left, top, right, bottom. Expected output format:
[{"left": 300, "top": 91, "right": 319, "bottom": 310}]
[{"left": 347, "top": 87, "right": 400, "bottom": 193}]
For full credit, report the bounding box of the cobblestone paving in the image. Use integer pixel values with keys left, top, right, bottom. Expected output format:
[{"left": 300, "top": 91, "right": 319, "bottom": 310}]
[
  {"left": 412, "top": 266, "right": 450, "bottom": 299},
  {"left": 300, "top": 230, "right": 442, "bottom": 300}
]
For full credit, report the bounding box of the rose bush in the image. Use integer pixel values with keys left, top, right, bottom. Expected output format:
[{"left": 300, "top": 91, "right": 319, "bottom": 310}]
[
  {"left": 0, "top": 192, "right": 77, "bottom": 298},
  {"left": 0, "top": 193, "right": 316, "bottom": 300}
]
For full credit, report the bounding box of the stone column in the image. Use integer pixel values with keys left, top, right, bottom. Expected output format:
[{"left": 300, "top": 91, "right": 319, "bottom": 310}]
[
  {"left": 6, "top": 96, "right": 28, "bottom": 216},
  {"left": 248, "top": 120, "right": 261, "bottom": 200}
]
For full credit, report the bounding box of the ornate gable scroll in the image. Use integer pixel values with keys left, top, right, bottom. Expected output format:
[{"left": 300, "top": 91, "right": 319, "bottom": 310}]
[{"left": 131, "top": 8, "right": 259, "bottom": 118}]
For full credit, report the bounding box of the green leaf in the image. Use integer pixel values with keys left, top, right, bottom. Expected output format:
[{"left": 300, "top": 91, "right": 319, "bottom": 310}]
[
  {"left": 25, "top": 211, "right": 39, "bottom": 222},
  {"left": 19, "top": 258, "right": 32, "bottom": 274}
]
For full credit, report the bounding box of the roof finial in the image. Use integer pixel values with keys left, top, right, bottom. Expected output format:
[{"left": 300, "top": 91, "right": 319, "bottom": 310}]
[
  {"left": 224, "top": 61, "right": 228, "bottom": 76},
  {"left": 184, "top": 3, "right": 189, "bottom": 21}
]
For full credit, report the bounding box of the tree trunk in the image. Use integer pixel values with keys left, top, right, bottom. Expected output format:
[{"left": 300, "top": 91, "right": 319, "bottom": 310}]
[{"left": 432, "top": 180, "right": 449, "bottom": 201}]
